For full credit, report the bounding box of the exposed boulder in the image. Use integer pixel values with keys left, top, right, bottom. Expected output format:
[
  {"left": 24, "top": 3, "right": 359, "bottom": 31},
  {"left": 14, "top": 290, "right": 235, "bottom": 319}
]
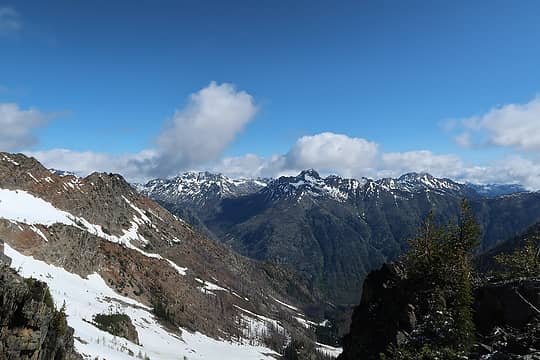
[
  {"left": 338, "top": 263, "right": 414, "bottom": 360},
  {"left": 0, "top": 265, "right": 82, "bottom": 359},
  {"left": 474, "top": 278, "right": 540, "bottom": 334},
  {"left": 472, "top": 278, "right": 540, "bottom": 359},
  {"left": 339, "top": 264, "right": 540, "bottom": 359},
  {"left": 0, "top": 238, "right": 11, "bottom": 266}
]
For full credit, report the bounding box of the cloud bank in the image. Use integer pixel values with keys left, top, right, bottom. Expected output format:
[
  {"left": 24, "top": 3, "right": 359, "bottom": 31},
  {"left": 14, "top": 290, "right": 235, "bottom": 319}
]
[
  {"left": 151, "top": 81, "right": 258, "bottom": 177},
  {"left": 9, "top": 85, "right": 540, "bottom": 189},
  {"left": 25, "top": 82, "right": 258, "bottom": 182},
  {"left": 0, "top": 103, "right": 53, "bottom": 151},
  {"left": 453, "top": 95, "right": 540, "bottom": 151}
]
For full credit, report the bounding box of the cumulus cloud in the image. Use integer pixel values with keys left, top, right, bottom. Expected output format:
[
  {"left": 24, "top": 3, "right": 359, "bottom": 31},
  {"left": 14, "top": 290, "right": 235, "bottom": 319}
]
[
  {"left": 27, "top": 128, "right": 540, "bottom": 190},
  {"left": 150, "top": 82, "right": 258, "bottom": 177},
  {"left": 0, "top": 103, "right": 53, "bottom": 151},
  {"left": 26, "top": 148, "right": 157, "bottom": 183},
  {"left": 283, "top": 132, "right": 379, "bottom": 176},
  {"left": 0, "top": 7, "right": 22, "bottom": 36},
  {"left": 454, "top": 132, "right": 472, "bottom": 148},
  {"left": 454, "top": 96, "right": 540, "bottom": 151},
  {"left": 209, "top": 133, "right": 540, "bottom": 190},
  {"left": 17, "top": 81, "right": 540, "bottom": 190},
  {"left": 380, "top": 151, "right": 465, "bottom": 179},
  {"left": 27, "top": 82, "right": 259, "bottom": 180}
]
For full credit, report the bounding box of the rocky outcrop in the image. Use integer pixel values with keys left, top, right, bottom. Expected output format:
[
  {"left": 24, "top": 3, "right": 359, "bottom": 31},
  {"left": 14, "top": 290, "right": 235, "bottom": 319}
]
[
  {"left": 472, "top": 278, "right": 540, "bottom": 358},
  {"left": 338, "top": 263, "right": 540, "bottom": 359},
  {"left": 0, "top": 152, "right": 324, "bottom": 355},
  {"left": 0, "top": 265, "right": 81, "bottom": 360},
  {"left": 0, "top": 238, "right": 11, "bottom": 266},
  {"left": 337, "top": 263, "right": 414, "bottom": 360}
]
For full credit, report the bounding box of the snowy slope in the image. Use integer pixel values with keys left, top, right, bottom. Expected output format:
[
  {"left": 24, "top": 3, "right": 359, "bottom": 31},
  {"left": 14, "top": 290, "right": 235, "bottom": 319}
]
[
  {"left": 0, "top": 183, "right": 325, "bottom": 359},
  {"left": 0, "top": 188, "right": 190, "bottom": 276},
  {"left": 6, "top": 244, "right": 278, "bottom": 360},
  {"left": 0, "top": 189, "right": 75, "bottom": 226}
]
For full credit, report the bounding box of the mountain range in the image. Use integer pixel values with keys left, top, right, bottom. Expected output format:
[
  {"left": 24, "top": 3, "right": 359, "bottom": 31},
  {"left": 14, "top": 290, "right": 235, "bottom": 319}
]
[
  {"left": 138, "top": 169, "right": 540, "bottom": 311},
  {"left": 2, "top": 151, "right": 539, "bottom": 359}
]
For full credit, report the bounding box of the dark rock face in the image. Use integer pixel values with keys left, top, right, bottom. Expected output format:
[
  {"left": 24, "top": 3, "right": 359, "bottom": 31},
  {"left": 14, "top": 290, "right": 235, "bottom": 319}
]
[
  {"left": 339, "top": 264, "right": 540, "bottom": 359},
  {"left": 0, "top": 239, "right": 11, "bottom": 266},
  {"left": 0, "top": 265, "right": 81, "bottom": 360},
  {"left": 472, "top": 279, "right": 540, "bottom": 358},
  {"left": 338, "top": 264, "right": 413, "bottom": 360},
  {"left": 474, "top": 279, "right": 540, "bottom": 334}
]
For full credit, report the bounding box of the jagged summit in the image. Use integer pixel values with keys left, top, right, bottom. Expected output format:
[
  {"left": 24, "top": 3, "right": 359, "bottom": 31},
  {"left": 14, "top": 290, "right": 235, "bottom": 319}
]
[
  {"left": 139, "top": 168, "right": 528, "bottom": 209},
  {"left": 139, "top": 171, "right": 268, "bottom": 208},
  {"left": 376, "top": 172, "right": 464, "bottom": 194},
  {"left": 298, "top": 168, "right": 322, "bottom": 179}
]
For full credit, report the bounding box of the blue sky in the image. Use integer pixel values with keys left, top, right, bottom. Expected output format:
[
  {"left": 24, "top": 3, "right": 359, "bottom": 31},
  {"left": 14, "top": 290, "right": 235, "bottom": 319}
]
[{"left": 1, "top": 1, "right": 540, "bottom": 186}]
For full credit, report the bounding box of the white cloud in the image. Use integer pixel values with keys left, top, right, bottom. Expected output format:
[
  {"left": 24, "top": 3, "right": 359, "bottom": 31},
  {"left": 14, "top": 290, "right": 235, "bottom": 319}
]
[
  {"left": 27, "top": 148, "right": 157, "bottom": 184},
  {"left": 454, "top": 132, "right": 472, "bottom": 148},
  {"left": 455, "top": 96, "right": 540, "bottom": 151},
  {"left": 211, "top": 134, "right": 540, "bottom": 190},
  {"left": 26, "top": 129, "right": 540, "bottom": 190},
  {"left": 15, "top": 82, "right": 540, "bottom": 190},
  {"left": 0, "top": 103, "right": 53, "bottom": 151},
  {"left": 380, "top": 151, "right": 465, "bottom": 179},
  {"left": 210, "top": 154, "right": 268, "bottom": 178},
  {"left": 27, "top": 82, "right": 259, "bottom": 181},
  {"left": 282, "top": 132, "right": 379, "bottom": 177},
  {"left": 0, "top": 7, "right": 21, "bottom": 36},
  {"left": 151, "top": 81, "right": 258, "bottom": 177}
]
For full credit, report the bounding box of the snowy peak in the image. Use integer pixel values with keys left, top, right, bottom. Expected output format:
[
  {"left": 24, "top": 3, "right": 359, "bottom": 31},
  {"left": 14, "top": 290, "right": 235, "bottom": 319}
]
[
  {"left": 298, "top": 168, "right": 322, "bottom": 181},
  {"left": 139, "top": 171, "right": 267, "bottom": 207},
  {"left": 138, "top": 167, "right": 527, "bottom": 208},
  {"left": 383, "top": 172, "right": 464, "bottom": 193},
  {"left": 263, "top": 170, "right": 367, "bottom": 203},
  {"left": 263, "top": 171, "right": 472, "bottom": 204}
]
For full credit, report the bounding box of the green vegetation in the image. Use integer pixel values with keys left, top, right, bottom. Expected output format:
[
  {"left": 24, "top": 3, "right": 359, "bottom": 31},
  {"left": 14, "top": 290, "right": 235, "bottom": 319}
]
[
  {"left": 495, "top": 236, "right": 540, "bottom": 279},
  {"left": 282, "top": 338, "right": 334, "bottom": 360},
  {"left": 151, "top": 298, "right": 178, "bottom": 330},
  {"left": 23, "top": 277, "right": 54, "bottom": 308},
  {"left": 93, "top": 312, "right": 131, "bottom": 337},
  {"left": 383, "top": 200, "right": 480, "bottom": 359},
  {"left": 21, "top": 276, "right": 68, "bottom": 336},
  {"left": 53, "top": 303, "right": 68, "bottom": 336}
]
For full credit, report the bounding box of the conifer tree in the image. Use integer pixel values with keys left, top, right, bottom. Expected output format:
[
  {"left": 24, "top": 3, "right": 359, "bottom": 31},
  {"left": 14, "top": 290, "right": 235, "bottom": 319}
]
[
  {"left": 495, "top": 236, "right": 540, "bottom": 278},
  {"left": 388, "top": 200, "right": 480, "bottom": 359}
]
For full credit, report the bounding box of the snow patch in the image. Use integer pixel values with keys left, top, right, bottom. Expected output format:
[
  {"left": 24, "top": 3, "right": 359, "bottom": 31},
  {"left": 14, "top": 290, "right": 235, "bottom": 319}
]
[{"left": 5, "top": 244, "right": 278, "bottom": 360}]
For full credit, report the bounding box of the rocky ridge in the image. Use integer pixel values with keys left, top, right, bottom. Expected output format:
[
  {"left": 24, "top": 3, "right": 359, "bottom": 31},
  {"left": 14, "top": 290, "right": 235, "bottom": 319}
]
[
  {"left": 0, "top": 152, "right": 334, "bottom": 359},
  {"left": 0, "top": 246, "right": 81, "bottom": 360},
  {"left": 338, "top": 263, "right": 540, "bottom": 359}
]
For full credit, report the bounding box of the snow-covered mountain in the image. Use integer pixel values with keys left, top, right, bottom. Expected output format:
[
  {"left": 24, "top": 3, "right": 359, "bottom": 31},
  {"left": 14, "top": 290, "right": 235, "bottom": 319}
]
[
  {"left": 260, "top": 170, "right": 473, "bottom": 203},
  {"left": 138, "top": 168, "right": 540, "bottom": 309},
  {"left": 0, "top": 152, "right": 337, "bottom": 359},
  {"left": 139, "top": 169, "right": 486, "bottom": 207},
  {"left": 139, "top": 171, "right": 268, "bottom": 207},
  {"left": 139, "top": 169, "right": 529, "bottom": 209}
]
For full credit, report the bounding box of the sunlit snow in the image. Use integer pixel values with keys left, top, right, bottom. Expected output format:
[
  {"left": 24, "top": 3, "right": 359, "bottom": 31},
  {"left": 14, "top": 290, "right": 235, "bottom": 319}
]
[{"left": 5, "top": 244, "right": 278, "bottom": 360}]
